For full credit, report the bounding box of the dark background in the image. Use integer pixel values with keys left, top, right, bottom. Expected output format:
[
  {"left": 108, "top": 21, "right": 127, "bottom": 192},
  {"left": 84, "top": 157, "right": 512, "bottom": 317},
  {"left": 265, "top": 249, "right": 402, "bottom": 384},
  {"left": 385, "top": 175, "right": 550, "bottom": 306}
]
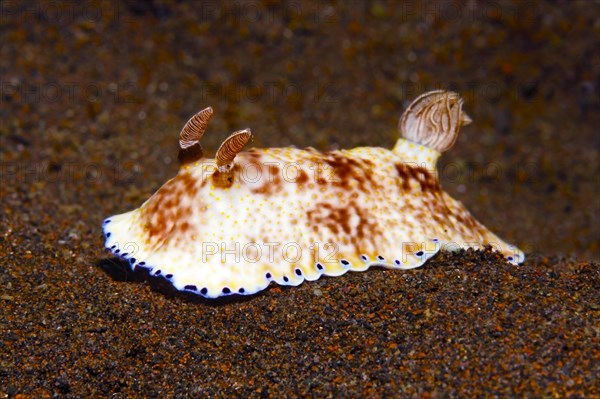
[{"left": 0, "top": 1, "right": 598, "bottom": 397}]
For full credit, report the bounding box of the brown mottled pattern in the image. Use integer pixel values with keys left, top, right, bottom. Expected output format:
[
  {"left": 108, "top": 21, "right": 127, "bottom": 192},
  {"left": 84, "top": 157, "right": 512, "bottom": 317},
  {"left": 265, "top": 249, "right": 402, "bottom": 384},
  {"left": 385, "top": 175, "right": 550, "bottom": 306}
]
[
  {"left": 319, "top": 152, "right": 379, "bottom": 190},
  {"left": 142, "top": 146, "right": 502, "bottom": 257},
  {"left": 394, "top": 163, "right": 441, "bottom": 194},
  {"left": 295, "top": 169, "right": 310, "bottom": 185},
  {"left": 306, "top": 201, "right": 381, "bottom": 257},
  {"left": 140, "top": 172, "right": 199, "bottom": 249},
  {"left": 250, "top": 164, "right": 282, "bottom": 195}
]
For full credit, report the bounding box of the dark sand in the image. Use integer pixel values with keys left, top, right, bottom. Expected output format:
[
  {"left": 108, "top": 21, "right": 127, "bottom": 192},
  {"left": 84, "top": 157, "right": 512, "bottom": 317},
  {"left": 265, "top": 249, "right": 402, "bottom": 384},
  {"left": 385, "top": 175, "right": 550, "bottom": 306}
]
[{"left": 1, "top": 1, "right": 598, "bottom": 397}]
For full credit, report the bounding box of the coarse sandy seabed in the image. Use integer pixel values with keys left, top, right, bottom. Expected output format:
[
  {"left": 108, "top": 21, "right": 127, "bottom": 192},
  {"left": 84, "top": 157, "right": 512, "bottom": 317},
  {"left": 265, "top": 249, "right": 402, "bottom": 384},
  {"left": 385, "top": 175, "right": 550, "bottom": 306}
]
[{"left": 0, "top": 1, "right": 598, "bottom": 397}]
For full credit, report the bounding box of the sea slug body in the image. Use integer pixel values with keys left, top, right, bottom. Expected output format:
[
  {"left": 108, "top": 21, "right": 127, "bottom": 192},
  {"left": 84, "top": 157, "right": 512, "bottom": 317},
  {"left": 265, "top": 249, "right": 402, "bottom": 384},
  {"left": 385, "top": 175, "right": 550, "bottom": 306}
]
[{"left": 103, "top": 90, "right": 524, "bottom": 298}]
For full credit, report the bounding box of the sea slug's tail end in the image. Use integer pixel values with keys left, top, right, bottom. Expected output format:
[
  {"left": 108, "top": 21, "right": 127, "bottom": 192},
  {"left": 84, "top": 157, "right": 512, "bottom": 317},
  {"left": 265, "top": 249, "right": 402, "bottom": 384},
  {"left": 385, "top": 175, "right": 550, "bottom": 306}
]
[
  {"left": 399, "top": 90, "right": 471, "bottom": 153},
  {"left": 503, "top": 245, "right": 526, "bottom": 265}
]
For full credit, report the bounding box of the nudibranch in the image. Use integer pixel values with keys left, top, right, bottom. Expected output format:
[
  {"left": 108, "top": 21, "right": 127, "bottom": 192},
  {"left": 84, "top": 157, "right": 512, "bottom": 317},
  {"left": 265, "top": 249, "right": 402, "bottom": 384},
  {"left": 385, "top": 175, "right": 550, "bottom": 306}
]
[{"left": 103, "top": 90, "right": 524, "bottom": 298}]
